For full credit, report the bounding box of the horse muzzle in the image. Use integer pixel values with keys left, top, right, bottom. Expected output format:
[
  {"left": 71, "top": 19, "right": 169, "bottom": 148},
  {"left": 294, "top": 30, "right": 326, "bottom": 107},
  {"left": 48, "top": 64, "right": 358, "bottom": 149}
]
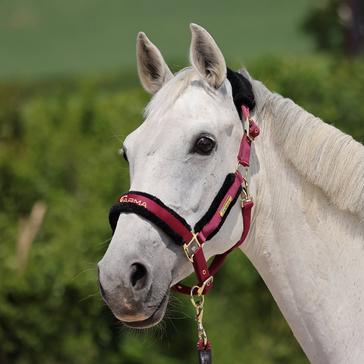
[{"left": 97, "top": 261, "right": 169, "bottom": 328}]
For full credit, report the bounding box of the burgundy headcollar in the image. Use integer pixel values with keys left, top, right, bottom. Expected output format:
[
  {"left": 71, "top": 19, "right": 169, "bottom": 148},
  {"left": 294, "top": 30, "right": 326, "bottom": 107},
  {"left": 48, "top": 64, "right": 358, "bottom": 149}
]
[{"left": 109, "top": 105, "right": 260, "bottom": 296}]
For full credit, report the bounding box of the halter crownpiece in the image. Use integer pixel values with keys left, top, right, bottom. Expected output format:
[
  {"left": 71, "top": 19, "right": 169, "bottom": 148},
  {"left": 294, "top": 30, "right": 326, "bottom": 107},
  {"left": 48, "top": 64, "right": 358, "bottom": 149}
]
[{"left": 108, "top": 69, "right": 260, "bottom": 364}]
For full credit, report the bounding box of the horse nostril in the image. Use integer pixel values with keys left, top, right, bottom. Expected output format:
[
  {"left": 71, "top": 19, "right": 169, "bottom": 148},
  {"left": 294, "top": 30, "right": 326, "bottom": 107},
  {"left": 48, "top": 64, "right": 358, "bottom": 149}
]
[{"left": 130, "top": 263, "right": 148, "bottom": 290}]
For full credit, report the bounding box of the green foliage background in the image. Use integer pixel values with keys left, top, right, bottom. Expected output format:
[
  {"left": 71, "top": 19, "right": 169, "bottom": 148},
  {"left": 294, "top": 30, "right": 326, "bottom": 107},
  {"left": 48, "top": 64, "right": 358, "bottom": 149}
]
[
  {"left": 1, "top": 55, "right": 364, "bottom": 364},
  {"left": 0, "top": 0, "right": 312, "bottom": 80}
]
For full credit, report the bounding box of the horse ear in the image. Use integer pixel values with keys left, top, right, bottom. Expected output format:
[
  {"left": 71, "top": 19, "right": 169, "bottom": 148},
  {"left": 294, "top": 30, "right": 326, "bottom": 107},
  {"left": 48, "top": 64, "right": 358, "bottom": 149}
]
[
  {"left": 136, "top": 32, "right": 173, "bottom": 94},
  {"left": 189, "top": 23, "right": 226, "bottom": 89}
]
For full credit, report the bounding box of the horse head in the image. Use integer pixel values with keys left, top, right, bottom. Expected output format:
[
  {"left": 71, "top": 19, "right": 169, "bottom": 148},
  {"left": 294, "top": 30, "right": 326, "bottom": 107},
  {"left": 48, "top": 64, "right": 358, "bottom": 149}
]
[{"left": 98, "top": 24, "right": 255, "bottom": 328}]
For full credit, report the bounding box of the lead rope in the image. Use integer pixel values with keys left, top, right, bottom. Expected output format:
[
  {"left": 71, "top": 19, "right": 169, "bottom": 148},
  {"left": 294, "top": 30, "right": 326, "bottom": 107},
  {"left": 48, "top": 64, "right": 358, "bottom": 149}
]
[{"left": 189, "top": 105, "right": 259, "bottom": 364}]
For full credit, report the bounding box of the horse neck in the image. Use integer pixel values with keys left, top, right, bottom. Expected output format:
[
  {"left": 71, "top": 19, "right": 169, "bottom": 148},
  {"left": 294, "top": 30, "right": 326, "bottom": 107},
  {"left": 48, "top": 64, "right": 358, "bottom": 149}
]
[{"left": 242, "top": 81, "right": 364, "bottom": 363}]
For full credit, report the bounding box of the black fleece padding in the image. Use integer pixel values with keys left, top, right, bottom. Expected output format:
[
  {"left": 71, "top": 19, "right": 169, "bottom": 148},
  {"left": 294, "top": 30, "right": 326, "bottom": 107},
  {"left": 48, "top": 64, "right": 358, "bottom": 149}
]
[
  {"left": 194, "top": 173, "right": 241, "bottom": 239},
  {"left": 109, "top": 191, "right": 191, "bottom": 246},
  {"left": 109, "top": 174, "right": 241, "bottom": 245},
  {"left": 226, "top": 68, "right": 255, "bottom": 119}
]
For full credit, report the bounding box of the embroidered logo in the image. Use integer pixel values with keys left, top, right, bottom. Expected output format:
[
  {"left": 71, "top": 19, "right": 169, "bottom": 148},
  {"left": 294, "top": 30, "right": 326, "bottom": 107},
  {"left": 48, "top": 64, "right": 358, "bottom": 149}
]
[
  {"left": 219, "top": 196, "right": 232, "bottom": 217},
  {"left": 119, "top": 196, "right": 147, "bottom": 208}
]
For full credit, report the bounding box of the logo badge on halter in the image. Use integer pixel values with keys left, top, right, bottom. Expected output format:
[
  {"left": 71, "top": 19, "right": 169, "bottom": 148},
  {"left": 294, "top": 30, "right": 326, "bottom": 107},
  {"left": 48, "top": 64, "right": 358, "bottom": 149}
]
[
  {"left": 119, "top": 195, "right": 147, "bottom": 208},
  {"left": 219, "top": 195, "right": 233, "bottom": 217}
]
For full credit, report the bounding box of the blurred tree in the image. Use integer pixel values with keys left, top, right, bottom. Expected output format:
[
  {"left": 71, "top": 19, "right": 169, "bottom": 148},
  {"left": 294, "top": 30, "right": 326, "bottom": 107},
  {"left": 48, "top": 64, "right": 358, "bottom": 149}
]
[{"left": 303, "top": 0, "right": 364, "bottom": 56}]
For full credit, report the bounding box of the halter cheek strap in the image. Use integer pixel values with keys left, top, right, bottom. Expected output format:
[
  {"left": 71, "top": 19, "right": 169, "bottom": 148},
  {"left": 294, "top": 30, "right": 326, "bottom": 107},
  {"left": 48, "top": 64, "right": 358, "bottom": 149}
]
[{"left": 108, "top": 105, "right": 260, "bottom": 296}]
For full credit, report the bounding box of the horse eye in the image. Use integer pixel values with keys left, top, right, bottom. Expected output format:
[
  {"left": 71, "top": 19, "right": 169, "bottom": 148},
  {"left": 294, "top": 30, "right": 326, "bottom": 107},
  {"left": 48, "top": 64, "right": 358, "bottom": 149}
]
[{"left": 193, "top": 135, "right": 216, "bottom": 155}]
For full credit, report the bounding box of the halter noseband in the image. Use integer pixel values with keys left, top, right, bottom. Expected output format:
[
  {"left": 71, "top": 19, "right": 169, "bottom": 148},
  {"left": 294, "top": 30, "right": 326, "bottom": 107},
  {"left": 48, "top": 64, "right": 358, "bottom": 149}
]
[{"left": 109, "top": 105, "right": 259, "bottom": 296}]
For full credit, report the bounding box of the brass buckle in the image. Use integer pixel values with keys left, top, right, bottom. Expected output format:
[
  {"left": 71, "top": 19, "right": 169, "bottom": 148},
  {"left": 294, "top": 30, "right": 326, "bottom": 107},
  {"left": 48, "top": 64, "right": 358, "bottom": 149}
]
[
  {"left": 241, "top": 179, "right": 253, "bottom": 204},
  {"left": 245, "top": 115, "right": 256, "bottom": 141},
  {"left": 183, "top": 233, "right": 201, "bottom": 262},
  {"left": 190, "top": 276, "right": 214, "bottom": 298},
  {"left": 235, "top": 161, "right": 249, "bottom": 178}
]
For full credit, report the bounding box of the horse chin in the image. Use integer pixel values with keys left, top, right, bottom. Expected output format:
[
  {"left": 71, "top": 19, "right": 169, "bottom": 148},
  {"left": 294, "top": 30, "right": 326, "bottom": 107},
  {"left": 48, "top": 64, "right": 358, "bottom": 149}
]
[{"left": 120, "top": 292, "right": 169, "bottom": 329}]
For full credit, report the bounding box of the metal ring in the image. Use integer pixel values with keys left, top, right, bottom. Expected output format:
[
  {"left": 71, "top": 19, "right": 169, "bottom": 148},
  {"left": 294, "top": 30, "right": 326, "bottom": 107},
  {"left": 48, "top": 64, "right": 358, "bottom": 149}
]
[{"left": 190, "top": 286, "right": 204, "bottom": 308}]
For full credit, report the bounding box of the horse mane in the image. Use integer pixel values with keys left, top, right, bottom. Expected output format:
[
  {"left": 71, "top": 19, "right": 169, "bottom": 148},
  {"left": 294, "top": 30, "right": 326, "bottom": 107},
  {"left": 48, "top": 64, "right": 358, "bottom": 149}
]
[{"left": 253, "top": 78, "right": 364, "bottom": 221}]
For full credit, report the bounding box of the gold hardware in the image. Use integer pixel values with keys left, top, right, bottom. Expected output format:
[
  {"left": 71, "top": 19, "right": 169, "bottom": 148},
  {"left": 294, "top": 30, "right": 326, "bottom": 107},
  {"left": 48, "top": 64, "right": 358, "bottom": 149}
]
[
  {"left": 244, "top": 115, "right": 255, "bottom": 141},
  {"left": 240, "top": 185, "right": 253, "bottom": 205},
  {"left": 235, "top": 162, "right": 249, "bottom": 179},
  {"left": 241, "top": 187, "right": 248, "bottom": 201},
  {"left": 190, "top": 287, "right": 208, "bottom": 346},
  {"left": 190, "top": 287, "right": 204, "bottom": 307},
  {"left": 195, "top": 304, "right": 208, "bottom": 346},
  {"left": 219, "top": 195, "right": 232, "bottom": 217},
  {"left": 190, "top": 276, "right": 214, "bottom": 298},
  {"left": 183, "top": 233, "right": 201, "bottom": 262}
]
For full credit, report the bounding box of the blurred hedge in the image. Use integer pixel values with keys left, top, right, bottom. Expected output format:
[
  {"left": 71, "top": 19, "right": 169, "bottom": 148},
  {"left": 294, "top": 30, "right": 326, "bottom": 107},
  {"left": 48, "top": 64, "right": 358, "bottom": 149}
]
[{"left": 1, "top": 56, "right": 363, "bottom": 364}]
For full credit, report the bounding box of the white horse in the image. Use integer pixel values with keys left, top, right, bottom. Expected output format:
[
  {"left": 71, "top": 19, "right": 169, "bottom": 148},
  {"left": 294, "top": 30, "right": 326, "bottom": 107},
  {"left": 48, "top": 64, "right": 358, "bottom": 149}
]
[{"left": 98, "top": 24, "right": 364, "bottom": 363}]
